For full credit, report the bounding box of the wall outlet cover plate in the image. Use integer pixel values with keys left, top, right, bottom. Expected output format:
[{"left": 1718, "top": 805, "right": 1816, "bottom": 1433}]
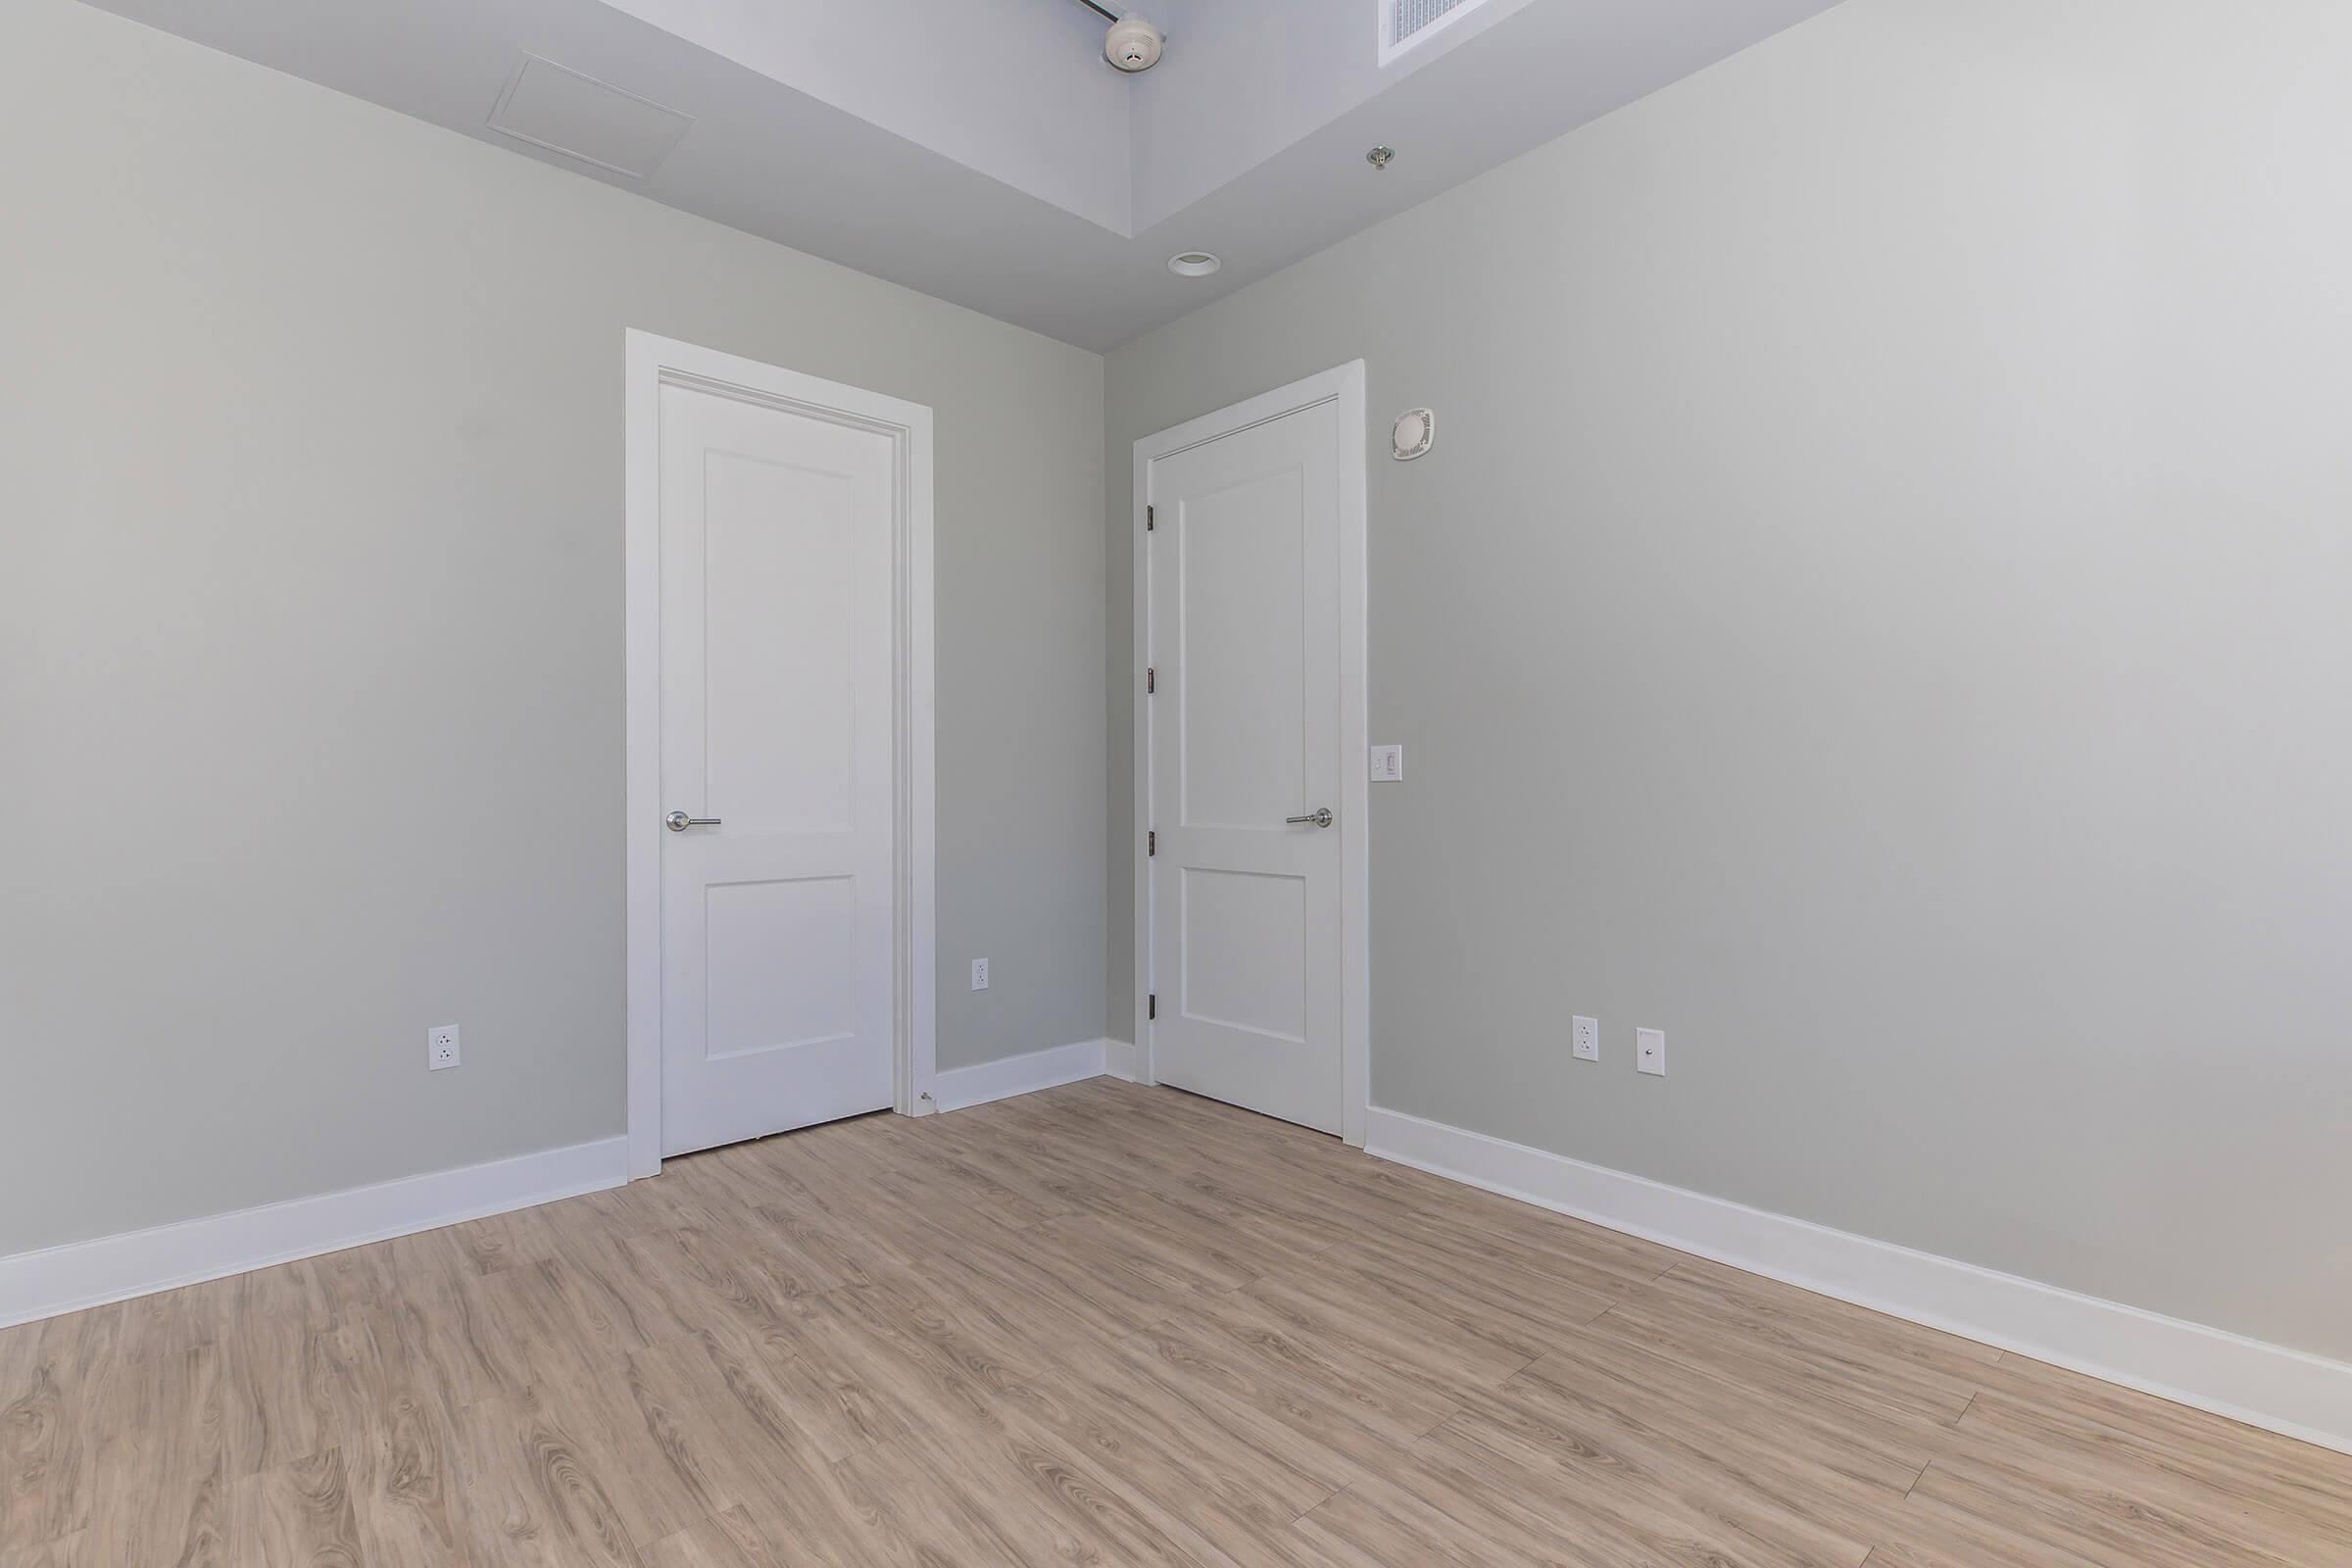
[{"left": 1637, "top": 1027, "right": 1666, "bottom": 1076}]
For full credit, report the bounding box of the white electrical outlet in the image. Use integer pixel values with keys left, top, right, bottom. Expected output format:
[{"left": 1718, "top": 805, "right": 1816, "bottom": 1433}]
[
  {"left": 1572, "top": 1015, "right": 1599, "bottom": 1062},
  {"left": 427, "top": 1024, "right": 462, "bottom": 1071},
  {"left": 1637, "top": 1027, "right": 1666, "bottom": 1076},
  {"left": 971, "top": 957, "right": 989, "bottom": 991},
  {"left": 1369, "top": 744, "right": 1404, "bottom": 782}
]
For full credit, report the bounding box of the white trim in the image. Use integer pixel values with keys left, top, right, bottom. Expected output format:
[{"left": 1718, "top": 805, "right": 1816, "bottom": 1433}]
[
  {"left": 1129, "top": 414, "right": 1152, "bottom": 1075},
  {"left": 1365, "top": 1105, "right": 2352, "bottom": 1457},
  {"left": 1102, "top": 1039, "right": 1143, "bottom": 1083},
  {"left": 0, "top": 1138, "right": 626, "bottom": 1333},
  {"left": 1132, "top": 361, "right": 1372, "bottom": 1147},
  {"left": 624, "top": 329, "right": 936, "bottom": 1178},
  {"left": 926, "top": 1040, "right": 1109, "bottom": 1113}
]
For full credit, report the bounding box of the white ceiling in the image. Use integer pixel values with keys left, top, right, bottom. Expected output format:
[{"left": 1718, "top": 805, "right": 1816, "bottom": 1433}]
[
  {"left": 83, "top": 0, "right": 1842, "bottom": 350},
  {"left": 596, "top": 0, "right": 1142, "bottom": 232}
]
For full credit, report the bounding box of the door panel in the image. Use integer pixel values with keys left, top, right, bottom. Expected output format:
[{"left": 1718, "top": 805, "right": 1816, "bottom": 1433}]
[
  {"left": 703, "top": 875, "right": 857, "bottom": 1058},
  {"left": 701, "top": 448, "right": 860, "bottom": 836},
  {"left": 1179, "top": 467, "right": 1307, "bottom": 828},
  {"left": 1148, "top": 401, "right": 1345, "bottom": 1135},
  {"left": 1181, "top": 867, "right": 1307, "bottom": 1041},
  {"left": 659, "top": 381, "right": 896, "bottom": 1157}
]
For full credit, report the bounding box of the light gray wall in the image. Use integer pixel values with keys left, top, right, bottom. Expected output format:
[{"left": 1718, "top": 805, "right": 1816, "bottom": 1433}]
[
  {"left": 1106, "top": 0, "right": 2352, "bottom": 1359},
  {"left": 0, "top": 0, "right": 1103, "bottom": 1257}
]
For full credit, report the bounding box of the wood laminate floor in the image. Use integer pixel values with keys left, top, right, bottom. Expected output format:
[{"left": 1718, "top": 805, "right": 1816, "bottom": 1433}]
[{"left": 4, "top": 1078, "right": 2347, "bottom": 1565}]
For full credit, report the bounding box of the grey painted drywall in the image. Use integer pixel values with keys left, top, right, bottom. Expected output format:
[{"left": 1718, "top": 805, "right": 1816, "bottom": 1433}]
[
  {"left": 1106, "top": 0, "right": 2352, "bottom": 1358},
  {"left": 0, "top": 0, "right": 1103, "bottom": 1257}
]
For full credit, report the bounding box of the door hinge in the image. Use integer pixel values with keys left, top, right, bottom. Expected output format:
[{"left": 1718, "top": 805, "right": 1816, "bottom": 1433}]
[
  {"left": 1146, "top": 504, "right": 1155, "bottom": 531},
  {"left": 1147, "top": 830, "right": 1156, "bottom": 857},
  {"left": 1147, "top": 665, "right": 1156, "bottom": 694},
  {"left": 1149, "top": 993, "right": 1156, "bottom": 1020}
]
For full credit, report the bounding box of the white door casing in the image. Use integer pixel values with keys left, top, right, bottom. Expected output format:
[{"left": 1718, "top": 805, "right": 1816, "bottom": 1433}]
[
  {"left": 1133, "top": 363, "right": 1369, "bottom": 1144},
  {"left": 625, "top": 331, "right": 935, "bottom": 1179}
]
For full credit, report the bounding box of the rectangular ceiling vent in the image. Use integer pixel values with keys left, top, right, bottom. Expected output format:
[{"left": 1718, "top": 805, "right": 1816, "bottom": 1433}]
[
  {"left": 1383, "top": 0, "right": 1484, "bottom": 65},
  {"left": 487, "top": 55, "right": 694, "bottom": 180}
]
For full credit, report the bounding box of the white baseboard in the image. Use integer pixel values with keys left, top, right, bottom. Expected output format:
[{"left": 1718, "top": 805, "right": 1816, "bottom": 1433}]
[
  {"left": 1103, "top": 1039, "right": 1143, "bottom": 1082},
  {"left": 926, "top": 1038, "right": 1108, "bottom": 1113},
  {"left": 1364, "top": 1105, "right": 2352, "bottom": 1457},
  {"left": 0, "top": 1136, "right": 628, "bottom": 1333}
]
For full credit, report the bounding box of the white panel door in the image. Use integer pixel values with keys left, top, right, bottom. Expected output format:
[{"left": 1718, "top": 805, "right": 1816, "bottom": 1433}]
[
  {"left": 659, "top": 381, "right": 895, "bottom": 1156},
  {"left": 1148, "top": 401, "right": 1345, "bottom": 1134}
]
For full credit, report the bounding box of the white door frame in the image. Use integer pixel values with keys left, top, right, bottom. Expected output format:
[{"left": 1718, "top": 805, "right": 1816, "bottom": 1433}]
[
  {"left": 623, "top": 329, "right": 936, "bottom": 1180},
  {"left": 1130, "top": 361, "right": 1371, "bottom": 1147}
]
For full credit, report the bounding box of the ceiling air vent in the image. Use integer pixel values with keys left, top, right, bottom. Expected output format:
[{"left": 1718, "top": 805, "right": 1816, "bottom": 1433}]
[{"left": 1383, "top": 0, "right": 1485, "bottom": 65}]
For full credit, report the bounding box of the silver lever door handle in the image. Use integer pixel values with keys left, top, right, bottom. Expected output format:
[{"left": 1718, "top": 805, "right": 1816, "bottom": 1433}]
[
  {"left": 664, "top": 810, "right": 721, "bottom": 832},
  {"left": 1285, "top": 808, "right": 1335, "bottom": 828}
]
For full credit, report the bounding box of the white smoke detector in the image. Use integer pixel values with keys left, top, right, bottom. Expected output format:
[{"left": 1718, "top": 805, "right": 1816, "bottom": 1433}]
[{"left": 1105, "top": 14, "right": 1164, "bottom": 72}]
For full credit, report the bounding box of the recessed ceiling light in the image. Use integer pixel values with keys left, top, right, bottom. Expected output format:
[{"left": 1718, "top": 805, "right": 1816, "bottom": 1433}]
[{"left": 1167, "top": 251, "right": 1221, "bottom": 277}]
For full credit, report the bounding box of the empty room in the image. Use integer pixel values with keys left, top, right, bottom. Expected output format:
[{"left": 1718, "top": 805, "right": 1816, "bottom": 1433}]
[{"left": 5, "top": 0, "right": 2350, "bottom": 1562}]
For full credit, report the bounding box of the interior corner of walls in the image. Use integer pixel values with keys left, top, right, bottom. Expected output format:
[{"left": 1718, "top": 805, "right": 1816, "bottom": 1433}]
[{"left": 1361, "top": 1106, "right": 2352, "bottom": 1459}]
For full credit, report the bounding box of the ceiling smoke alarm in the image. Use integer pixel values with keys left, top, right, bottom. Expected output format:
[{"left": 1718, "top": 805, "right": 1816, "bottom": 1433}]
[{"left": 1105, "top": 14, "right": 1164, "bottom": 72}]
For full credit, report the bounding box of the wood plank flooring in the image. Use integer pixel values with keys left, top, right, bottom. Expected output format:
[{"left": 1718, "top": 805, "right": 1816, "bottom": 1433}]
[{"left": 4, "top": 1078, "right": 2346, "bottom": 1565}]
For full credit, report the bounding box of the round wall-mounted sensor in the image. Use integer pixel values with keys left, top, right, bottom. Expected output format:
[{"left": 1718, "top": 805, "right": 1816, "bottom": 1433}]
[
  {"left": 1167, "top": 251, "right": 1221, "bottom": 277},
  {"left": 1392, "top": 408, "right": 1434, "bottom": 461}
]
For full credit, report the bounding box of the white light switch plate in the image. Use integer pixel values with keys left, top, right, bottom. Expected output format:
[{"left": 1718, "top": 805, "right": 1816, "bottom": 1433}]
[
  {"left": 1572, "top": 1016, "right": 1599, "bottom": 1062},
  {"left": 1637, "top": 1027, "right": 1666, "bottom": 1076},
  {"left": 1369, "top": 744, "right": 1404, "bottom": 782}
]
